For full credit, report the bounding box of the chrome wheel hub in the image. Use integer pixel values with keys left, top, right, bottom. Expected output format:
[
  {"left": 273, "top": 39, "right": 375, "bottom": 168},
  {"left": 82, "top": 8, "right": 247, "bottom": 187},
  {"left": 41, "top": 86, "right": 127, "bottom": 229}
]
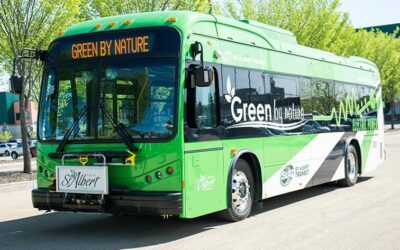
[
  {"left": 347, "top": 151, "right": 357, "bottom": 181},
  {"left": 232, "top": 171, "right": 251, "bottom": 214}
]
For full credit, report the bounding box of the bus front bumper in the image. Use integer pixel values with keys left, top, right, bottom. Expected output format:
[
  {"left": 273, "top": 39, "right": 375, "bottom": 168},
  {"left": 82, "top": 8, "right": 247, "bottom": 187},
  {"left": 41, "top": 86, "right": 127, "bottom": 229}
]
[{"left": 32, "top": 188, "right": 182, "bottom": 215}]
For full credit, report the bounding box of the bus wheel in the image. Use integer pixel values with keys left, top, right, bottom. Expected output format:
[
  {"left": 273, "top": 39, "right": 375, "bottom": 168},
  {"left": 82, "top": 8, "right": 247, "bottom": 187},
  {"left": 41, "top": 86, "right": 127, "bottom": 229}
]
[
  {"left": 218, "top": 159, "right": 254, "bottom": 222},
  {"left": 338, "top": 145, "right": 358, "bottom": 187}
]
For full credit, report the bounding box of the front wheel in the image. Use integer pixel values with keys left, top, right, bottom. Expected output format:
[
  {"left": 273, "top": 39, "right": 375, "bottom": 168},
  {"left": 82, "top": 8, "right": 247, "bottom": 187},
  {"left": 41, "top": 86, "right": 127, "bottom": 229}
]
[
  {"left": 338, "top": 145, "right": 358, "bottom": 187},
  {"left": 4, "top": 150, "right": 10, "bottom": 156},
  {"left": 11, "top": 152, "right": 19, "bottom": 160},
  {"left": 218, "top": 159, "right": 254, "bottom": 222}
]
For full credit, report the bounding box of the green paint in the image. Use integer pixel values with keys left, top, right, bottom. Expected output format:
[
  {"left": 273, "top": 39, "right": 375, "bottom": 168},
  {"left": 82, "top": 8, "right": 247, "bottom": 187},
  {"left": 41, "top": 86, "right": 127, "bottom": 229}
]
[{"left": 263, "top": 134, "right": 317, "bottom": 181}]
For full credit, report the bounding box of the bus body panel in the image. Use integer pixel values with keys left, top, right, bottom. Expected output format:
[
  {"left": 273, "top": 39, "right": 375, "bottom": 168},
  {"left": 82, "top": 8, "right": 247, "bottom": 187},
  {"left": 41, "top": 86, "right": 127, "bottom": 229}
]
[{"left": 34, "top": 11, "right": 385, "bottom": 219}]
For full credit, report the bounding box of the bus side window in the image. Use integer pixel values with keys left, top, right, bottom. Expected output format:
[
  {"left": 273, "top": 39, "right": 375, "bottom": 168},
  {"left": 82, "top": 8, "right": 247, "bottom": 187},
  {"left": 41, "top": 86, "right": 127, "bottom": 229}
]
[
  {"left": 194, "top": 68, "right": 218, "bottom": 129},
  {"left": 185, "top": 65, "right": 218, "bottom": 130}
]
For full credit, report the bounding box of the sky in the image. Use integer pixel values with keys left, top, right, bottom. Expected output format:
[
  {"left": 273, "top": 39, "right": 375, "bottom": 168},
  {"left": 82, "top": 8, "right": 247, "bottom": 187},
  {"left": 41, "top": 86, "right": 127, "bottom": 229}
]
[
  {"left": 339, "top": 0, "right": 400, "bottom": 28},
  {"left": 0, "top": 74, "right": 8, "bottom": 92}
]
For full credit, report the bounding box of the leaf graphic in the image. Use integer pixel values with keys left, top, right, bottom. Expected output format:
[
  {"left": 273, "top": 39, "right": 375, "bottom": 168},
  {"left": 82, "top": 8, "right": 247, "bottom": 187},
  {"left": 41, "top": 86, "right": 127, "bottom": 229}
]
[
  {"left": 226, "top": 76, "right": 232, "bottom": 96},
  {"left": 231, "top": 87, "right": 235, "bottom": 97},
  {"left": 225, "top": 94, "right": 232, "bottom": 103}
]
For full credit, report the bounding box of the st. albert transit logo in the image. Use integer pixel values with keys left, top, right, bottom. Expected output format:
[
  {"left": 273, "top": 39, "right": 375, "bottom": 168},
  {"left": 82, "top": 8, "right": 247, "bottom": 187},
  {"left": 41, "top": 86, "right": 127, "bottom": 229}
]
[
  {"left": 224, "top": 76, "right": 307, "bottom": 131},
  {"left": 280, "top": 165, "right": 295, "bottom": 186}
]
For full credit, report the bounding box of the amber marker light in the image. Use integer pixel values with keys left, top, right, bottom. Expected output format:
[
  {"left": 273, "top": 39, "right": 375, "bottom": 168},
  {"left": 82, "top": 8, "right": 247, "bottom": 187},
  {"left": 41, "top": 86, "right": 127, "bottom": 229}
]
[
  {"left": 124, "top": 19, "right": 132, "bottom": 25},
  {"left": 94, "top": 23, "right": 102, "bottom": 29},
  {"left": 167, "top": 166, "right": 174, "bottom": 175},
  {"left": 167, "top": 17, "right": 176, "bottom": 22},
  {"left": 108, "top": 21, "right": 116, "bottom": 27},
  {"left": 231, "top": 148, "right": 238, "bottom": 155},
  {"left": 57, "top": 30, "right": 64, "bottom": 36}
]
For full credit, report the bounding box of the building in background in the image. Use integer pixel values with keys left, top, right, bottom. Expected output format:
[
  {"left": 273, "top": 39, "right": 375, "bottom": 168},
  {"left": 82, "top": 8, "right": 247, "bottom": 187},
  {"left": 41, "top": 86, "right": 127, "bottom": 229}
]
[{"left": 0, "top": 91, "right": 37, "bottom": 139}]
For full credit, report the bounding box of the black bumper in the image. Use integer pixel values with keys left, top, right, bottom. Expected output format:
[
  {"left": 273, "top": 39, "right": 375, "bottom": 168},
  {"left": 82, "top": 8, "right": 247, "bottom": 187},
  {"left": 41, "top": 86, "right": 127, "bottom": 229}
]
[{"left": 32, "top": 189, "right": 182, "bottom": 215}]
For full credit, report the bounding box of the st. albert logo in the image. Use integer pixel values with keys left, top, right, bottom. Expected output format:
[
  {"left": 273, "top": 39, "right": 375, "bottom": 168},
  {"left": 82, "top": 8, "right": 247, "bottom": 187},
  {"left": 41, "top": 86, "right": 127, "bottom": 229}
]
[
  {"left": 224, "top": 76, "right": 308, "bottom": 131},
  {"left": 280, "top": 165, "right": 294, "bottom": 186}
]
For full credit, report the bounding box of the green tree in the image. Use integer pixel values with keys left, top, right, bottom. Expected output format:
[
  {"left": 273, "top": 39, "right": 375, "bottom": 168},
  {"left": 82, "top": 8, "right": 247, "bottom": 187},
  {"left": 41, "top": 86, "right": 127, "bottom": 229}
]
[
  {"left": 0, "top": 131, "right": 12, "bottom": 142},
  {"left": 81, "top": 0, "right": 214, "bottom": 19},
  {"left": 344, "top": 29, "right": 400, "bottom": 129},
  {"left": 0, "top": 0, "right": 81, "bottom": 173}
]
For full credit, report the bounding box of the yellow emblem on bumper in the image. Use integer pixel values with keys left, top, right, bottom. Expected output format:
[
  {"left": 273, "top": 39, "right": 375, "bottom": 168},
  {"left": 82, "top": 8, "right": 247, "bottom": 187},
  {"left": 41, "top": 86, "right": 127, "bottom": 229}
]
[{"left": 126, "top": 150, "right": 136, "bottom": 167}]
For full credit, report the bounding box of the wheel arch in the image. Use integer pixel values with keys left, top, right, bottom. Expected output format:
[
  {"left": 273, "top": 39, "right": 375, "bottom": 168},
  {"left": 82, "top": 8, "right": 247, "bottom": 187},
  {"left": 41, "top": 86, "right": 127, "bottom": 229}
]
[
  {"left": 227, "top": 149, "right": 262, "bottom": 207},
  {"left": 345, "top": 137, "right": 362, "bottom": 174}
]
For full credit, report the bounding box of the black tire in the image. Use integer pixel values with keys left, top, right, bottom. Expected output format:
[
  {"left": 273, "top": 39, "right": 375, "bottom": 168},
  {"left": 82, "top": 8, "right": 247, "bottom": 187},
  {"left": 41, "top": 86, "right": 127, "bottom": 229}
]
[
  {"left": 338, "top": 145, "right": 358, "bottom": 187},
  {"left": 4, "top": 151, "right": 10, "bottom": 156},
  {"left": 11, "top": 151, "right": 18, "bottom": 160},
  {"left": 218, "top": 159, "right": 254, "bottom": 222}
]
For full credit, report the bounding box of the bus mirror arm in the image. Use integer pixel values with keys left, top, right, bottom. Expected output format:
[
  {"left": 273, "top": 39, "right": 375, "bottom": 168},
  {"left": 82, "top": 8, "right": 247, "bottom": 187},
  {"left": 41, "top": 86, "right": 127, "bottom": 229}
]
[
  {"left": 9, "top": 48, "right": 48, "bottom": 95},
  {"left": 189, "top": 42, "right": 213, "bottom": 87}
]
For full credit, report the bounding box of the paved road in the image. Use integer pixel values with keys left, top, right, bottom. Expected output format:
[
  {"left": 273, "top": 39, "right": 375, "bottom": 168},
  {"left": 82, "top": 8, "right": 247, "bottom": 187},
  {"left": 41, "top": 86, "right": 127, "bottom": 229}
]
[
  {"left": 0, "top": 132, "right": 400, "bottom": 249},
  {"left": 0, "top": 158, "right": 36, "bottom": 172}
]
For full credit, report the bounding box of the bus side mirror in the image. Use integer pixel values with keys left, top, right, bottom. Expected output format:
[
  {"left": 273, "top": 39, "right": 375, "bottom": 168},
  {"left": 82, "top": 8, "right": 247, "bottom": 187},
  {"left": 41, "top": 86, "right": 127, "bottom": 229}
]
[
  {"left": 193, "top": 66, "right": 213, "bottom": 87},
  {"left": 190, "top": 41, "right": 213, "bottom": 87},
  {"left": 10, "top": 75, "right": 23, "bottom": 94}
]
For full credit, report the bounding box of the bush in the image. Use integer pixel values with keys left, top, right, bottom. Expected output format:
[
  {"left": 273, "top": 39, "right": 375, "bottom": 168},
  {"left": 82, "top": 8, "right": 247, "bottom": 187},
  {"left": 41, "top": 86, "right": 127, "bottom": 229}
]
[{"left": 0, "top": 131, "right": 12, "bottom": 142}]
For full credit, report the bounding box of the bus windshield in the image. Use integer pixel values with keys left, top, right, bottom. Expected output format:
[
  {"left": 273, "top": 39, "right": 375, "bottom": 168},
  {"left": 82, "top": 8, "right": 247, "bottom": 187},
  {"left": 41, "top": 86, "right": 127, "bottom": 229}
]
[
  {"left": 38, "top": 58, "right": 177, "bottom": 141},
  {"left": 38, "top": 27, "right": 180, "bottom": 143}
]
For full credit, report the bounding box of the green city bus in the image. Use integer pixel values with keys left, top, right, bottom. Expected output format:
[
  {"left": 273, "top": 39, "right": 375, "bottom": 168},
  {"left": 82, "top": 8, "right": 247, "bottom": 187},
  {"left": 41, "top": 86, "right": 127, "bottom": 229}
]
[{"left": 25, "top": 11, "right": 384, "bottom": 221}]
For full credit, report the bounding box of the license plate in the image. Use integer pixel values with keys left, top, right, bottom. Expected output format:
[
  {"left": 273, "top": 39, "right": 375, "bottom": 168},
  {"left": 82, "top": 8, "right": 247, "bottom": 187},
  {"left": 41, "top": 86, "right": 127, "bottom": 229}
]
[{"left": 56, "top": 166, "right": 109, "bottom": 194}]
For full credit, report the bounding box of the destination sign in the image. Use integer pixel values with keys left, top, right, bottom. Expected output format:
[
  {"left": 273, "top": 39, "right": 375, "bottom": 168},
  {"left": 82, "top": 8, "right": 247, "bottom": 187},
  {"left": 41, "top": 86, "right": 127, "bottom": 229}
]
[
  {"left": 71, "top": 35, "right": 151, "bottom": 59},
  {"left": 46, "top": 28, "right": 180, "bottom": 64}
]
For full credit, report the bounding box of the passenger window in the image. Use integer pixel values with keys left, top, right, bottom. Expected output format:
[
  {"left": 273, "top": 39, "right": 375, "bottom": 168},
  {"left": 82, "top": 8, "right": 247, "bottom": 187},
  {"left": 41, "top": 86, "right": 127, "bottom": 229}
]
[
  {"left": 299, "top": 77, "right": 312, "bottom": 115},
  {"left": 271, "top": 75, "right": 300, "bottom": 123},
  {"left": 249, "top": 71, "right": 268, "bottom": 103},
  {"left": 235, "top": 69, "right": 250, "bottom": 103},
  {"left": 221, "top": 66, "right": 235, "bottom": 126},
  {"left": 194, "top": 72, "right": 218, "bottom": 129},
  {"left": 311, "top": 79, "right": 335, "bottom": 116}
]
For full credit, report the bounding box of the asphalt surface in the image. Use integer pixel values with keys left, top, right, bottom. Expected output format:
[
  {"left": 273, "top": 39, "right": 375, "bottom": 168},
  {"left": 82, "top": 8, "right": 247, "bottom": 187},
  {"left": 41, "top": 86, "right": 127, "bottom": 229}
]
[
  {"left": 0, "top": 157, "right": 36, "bottom": 172},
  {"left": 0, "top": 131, "right": 400, "bottom": 249}
]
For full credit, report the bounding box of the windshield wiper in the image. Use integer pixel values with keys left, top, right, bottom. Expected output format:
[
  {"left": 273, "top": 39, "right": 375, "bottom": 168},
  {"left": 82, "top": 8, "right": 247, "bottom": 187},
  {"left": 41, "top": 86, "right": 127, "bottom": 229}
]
[
  {"left": 56, "top": 105, "right": 88, "bottom": 152},
  {"left": 99, "top": 104, "right": 137, "bottom": 152}
]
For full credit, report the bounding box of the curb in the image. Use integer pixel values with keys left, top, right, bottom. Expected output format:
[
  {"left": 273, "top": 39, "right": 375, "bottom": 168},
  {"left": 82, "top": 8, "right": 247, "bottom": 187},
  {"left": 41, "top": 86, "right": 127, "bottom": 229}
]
[{"left": 0, "top": 180, "right": 37, "bottom": 192}]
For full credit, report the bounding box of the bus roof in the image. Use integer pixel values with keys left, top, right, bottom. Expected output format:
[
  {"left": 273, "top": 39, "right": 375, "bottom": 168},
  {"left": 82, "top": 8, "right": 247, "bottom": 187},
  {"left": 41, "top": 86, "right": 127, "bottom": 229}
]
[{"left": 59, "top": 11, "right": 379, "bottom": 76}]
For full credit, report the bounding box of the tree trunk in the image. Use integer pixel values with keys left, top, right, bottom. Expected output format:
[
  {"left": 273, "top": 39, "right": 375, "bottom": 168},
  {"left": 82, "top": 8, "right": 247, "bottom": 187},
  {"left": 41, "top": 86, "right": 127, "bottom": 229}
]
[
  {"left": 20, "top": 92, "right": 31, "bottom": 174},
  {"left": 391, "top": 99, "right": 395, "bottom": 130}
]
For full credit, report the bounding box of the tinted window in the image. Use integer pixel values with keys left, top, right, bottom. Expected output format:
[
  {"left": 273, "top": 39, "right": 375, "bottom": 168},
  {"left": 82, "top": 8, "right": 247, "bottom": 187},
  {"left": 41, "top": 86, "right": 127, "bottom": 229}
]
[
  {"left": 312, "top": 79, "right": 336, "bottom": 116},
  {"left": 271, "top": 75, "right": 300, "bottom": 123},
  {"left": 235, "top": 69, "right": 250, "bottom": 103},
  {"left": 221, "top": 66, "right": 235, "bottom": 126},
  {"left": 194, "top": 75, "right": 218, "bottom": 129},
  {"left": 250, "top": 71, "right": 267, "bottom": 103},
  {"left": 299, "top": 77, "right": 312, "bottom": 116}
]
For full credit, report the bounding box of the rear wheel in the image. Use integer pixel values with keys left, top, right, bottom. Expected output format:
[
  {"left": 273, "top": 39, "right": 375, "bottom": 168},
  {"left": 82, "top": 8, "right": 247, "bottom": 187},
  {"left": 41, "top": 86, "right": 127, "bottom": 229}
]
[
  {"left": 11, "top": 151, "right": 18, "bottom": 160},
  {"left": 338, "top": 145, "right": 358, "bottom": 187},
  {"left": 218, "top": 159, "right": 254, "bottom": 222},
  {"left": 4, "top": 151, "right": 9, "bottom": 156}
]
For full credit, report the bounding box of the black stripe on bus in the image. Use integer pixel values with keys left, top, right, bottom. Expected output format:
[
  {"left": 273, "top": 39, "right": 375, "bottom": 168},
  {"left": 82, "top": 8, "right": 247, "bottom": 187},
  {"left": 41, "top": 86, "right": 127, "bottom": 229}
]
[{"left": 305, "top": 132, "right": 355, "bottom": 188}]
